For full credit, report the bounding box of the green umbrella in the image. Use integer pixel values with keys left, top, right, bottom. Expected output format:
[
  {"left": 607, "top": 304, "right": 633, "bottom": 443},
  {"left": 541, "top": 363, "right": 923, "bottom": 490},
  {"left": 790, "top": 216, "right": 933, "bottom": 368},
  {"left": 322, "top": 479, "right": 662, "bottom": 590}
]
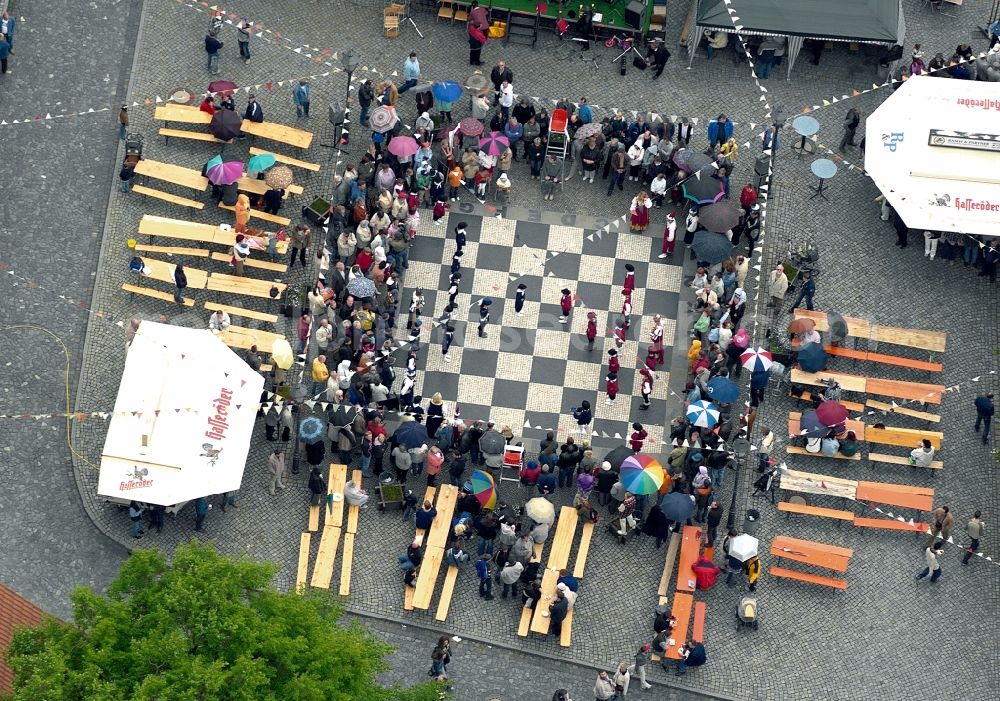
[
  {"left": 247, "top": 152, "right": 276, "bottom": 171},
  {"left": 205, "top": 154, "right": 223, "bottom": 172}
]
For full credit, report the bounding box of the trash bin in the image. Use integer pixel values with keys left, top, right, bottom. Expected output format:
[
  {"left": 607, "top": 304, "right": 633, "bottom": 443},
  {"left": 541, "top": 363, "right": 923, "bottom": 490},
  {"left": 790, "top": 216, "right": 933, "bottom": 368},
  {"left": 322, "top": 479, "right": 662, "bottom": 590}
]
[{"left": 744, "top": 508, "right": 761, "bottom": 536}]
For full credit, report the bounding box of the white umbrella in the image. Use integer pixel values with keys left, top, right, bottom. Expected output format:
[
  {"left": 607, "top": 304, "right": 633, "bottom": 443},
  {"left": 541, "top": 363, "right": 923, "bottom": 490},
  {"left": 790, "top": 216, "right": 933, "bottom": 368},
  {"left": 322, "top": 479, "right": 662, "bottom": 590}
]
[
  {"left": 524, "top": 497, "right": 555, "bottom": 525},
  {"left": 728, "top": 534, "right": 759, "bottom": 562}
]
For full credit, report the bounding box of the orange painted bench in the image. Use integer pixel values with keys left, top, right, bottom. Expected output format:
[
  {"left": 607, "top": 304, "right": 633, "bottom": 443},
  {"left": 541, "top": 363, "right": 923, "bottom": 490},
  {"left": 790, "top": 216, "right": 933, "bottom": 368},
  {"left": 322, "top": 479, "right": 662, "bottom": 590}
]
[
  {"left": 664, "top": 592, "right": 694, "bottom": 660},
  {"left": 855, "top": 482, "right": 934, "bottom": 512},
  {"left": 771, "top": 536, "right": 853, "bottom": 573},
  {"left": 790, "top": 390, "right": 864, "bottom": 413},
  {"left": 778, "top": 501, "right": 855, "bottom": 521},
  {"left": 866, "top": 378, "right": 944, "bottom": 405},
  {"left": 788, "top": 412, "right": 866, "bottom": 440},
  {"left": 785, "top": 445, "right": 861, "bottom": 461},
  {"left": 675, "top": 525, "right": 701, "bottom": 593},
  {"left": 770, "top": 566, "right": 848, "bottom": 590},
  {"left": 691, "top": 602, "right": 706, "bottom": 643},
  {"left": 853, "top": 516, "right": 929, "bottom": 532},
  {"left": 823, "top": 345, "right": 943, "bottom": 373}
]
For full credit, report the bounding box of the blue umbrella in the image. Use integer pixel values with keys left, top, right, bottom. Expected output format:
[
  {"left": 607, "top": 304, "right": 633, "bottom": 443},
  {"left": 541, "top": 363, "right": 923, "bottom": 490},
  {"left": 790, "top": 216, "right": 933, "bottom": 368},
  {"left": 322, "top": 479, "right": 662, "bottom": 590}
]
[
  {"left": 432, "top": 80, "right": 463, "bottom": 103},
  {"left": 659, "top": 491, "right": 695, "bottom": 523},
  {"left": 686, "top": 400, "right": 720, "bottom": 428},
  {"left": 797, "top": 342, "right": 827, "bottom": 373},
  {"left": 706, "top": 376, "right": 740, "bottom": 403},
  {"left": 798, "top": 409, "right": 829, "bottom": 438},
  {"left": 393, "top": 421, "right": 429, "bottom": 450},
  {"left": 299, "top": 416, "right": 325, "bottom": 445}
]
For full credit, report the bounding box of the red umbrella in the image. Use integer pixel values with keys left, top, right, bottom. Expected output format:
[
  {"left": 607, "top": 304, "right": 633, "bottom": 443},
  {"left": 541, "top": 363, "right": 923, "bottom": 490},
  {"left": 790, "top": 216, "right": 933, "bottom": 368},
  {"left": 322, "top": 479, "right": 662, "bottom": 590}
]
[
  {"left": 459, "top": 117, "right": 484, "bottom": 136},
  {"left": 815, "top": 401, "right": 849, "bottom": 427},
  {"left": 207, "top": 80, "right": 238, "bottom": 96}
]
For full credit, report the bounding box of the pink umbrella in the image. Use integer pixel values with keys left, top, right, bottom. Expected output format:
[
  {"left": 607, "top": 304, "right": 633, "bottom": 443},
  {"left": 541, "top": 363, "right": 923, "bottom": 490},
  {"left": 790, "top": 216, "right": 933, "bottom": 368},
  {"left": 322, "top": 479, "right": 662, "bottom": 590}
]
[
  {"left": 479, "top": 131, "right": 510, "bottom": 156},
  {"left": 206, "top": 160, "right": 245, "bottom": 185},
  {"left": 387, "top": 135, "right": 420, "bottom": 158},
  {"left": 815, "top": 401, "right": 849, "bottom": 427}
]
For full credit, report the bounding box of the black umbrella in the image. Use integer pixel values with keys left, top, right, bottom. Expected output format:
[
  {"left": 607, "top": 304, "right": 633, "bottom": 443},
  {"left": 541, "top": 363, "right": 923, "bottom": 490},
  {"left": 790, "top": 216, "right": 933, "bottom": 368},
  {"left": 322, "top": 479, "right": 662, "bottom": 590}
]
[
  {"left": 659, "top": 491, "right": 695, "bottom": 523},
  {"left": 680, "top": 170, "right": 726, "bottom": 205},
  {"left": 393, "top": 421, "right": 428, "bottom": 450},
  {"left": 798, "top": 409, "right": 829, "bottom": 438},
  {"left": 209, "top": 109, "right": 243, "bottom": 141},
  {"left": 479, "top": 430, "right": 505, "bottom": 455},
  {"left": 691, "top": 231, "right": 734, "bottom": 264},
  {"left": 827, "top": 310, "right": 849, "bottom": 345},
  {"left": 698, "top": 200, "right": 741, "bottom": 234},
  {"left": 603, "top": 444, "right": 634, "bottom": 471},
  {"left": 797, "top": 342, "right": 827, "bottom": 373}
]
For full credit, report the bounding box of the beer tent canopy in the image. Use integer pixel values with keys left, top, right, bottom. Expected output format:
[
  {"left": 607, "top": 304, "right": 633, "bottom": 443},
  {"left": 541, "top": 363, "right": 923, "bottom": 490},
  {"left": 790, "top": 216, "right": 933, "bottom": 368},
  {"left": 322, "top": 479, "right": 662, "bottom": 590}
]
[
  {"left": 864, "top": 75, "right": 1000, "bottom": 238},
  {"left": 97, "top": 321, "right": 264, "bottom": 506},
  {"left": 689, "top": 0, "right": 904, "bottom": 77}
]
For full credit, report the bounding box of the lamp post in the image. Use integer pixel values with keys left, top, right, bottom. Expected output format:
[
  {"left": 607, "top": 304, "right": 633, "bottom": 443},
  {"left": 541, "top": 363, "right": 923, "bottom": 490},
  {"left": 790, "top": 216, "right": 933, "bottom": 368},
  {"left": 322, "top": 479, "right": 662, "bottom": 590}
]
[{"left": 340, "top": 49, "right": 360, "bottom": 148}]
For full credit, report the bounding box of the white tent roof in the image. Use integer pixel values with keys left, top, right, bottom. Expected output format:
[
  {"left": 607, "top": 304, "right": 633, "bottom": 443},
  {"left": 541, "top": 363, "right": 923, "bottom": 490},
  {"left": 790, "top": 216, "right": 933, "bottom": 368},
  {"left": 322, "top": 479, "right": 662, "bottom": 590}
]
[
  {"left": 864, "top": 74, "right": 1000, "bottom": 238},
  {"left": 98, "top": 322, "right": 264, "bottom": 506}
]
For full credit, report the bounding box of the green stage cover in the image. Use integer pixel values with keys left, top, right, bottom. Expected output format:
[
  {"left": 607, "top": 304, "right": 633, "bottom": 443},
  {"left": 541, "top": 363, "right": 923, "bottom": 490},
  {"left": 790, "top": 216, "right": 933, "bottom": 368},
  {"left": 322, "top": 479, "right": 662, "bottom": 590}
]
[{"left": 696, "top": 0, "right": 898, "bottom": 43}]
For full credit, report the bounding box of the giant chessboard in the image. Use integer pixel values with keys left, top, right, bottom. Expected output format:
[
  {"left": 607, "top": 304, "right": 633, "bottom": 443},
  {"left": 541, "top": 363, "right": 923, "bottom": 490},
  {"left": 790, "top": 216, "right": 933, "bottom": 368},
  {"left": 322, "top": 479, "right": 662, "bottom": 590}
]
[{"left": 397, "top": 212, "right": 684, "bottom": 450}]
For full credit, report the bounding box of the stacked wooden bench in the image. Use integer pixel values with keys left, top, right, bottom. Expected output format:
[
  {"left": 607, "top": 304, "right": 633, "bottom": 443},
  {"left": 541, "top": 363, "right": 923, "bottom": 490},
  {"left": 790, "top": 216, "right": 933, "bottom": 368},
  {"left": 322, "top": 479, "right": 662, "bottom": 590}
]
[
  {"left": 339, "top": 469, "right": 363, "bottom": 596},
  {"left": 770, "top": 535, "right": 852, "bottom": 590},
  {"left": 404, "top": 486, "right": 436, "bottom": 611},
  {"left": 310, "top": 464, "right": 348, "bottom": 589},
  {"left": 409, "top": 485, "right": 459, "bottom": 612},
  {"left": 527, "top": 506, "right": 580, "bottom": 646},
  {"left": 131, "top": 184, "right": 205, "bottom": 210}
]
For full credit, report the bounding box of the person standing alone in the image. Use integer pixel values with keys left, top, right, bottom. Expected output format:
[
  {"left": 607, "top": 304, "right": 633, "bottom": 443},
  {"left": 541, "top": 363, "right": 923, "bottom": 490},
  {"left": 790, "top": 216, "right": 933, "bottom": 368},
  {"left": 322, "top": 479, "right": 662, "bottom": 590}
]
[
  {"left": 839, "top": 107, "right": 861, "bottom": 152},
  {"left": 974, "top": 392, "right": 994, "bottom": 444},
  {"left": 205, "top": 29, "right": 223, "bottom": 75},
  {"left": 916, "top": 543, "right": 944, "bottom": 583},
  {"left": 962, "top": 510, "right": 986, "bottom": 565},
  {"left": 399, "top": 51, "right": 420, "bottom": 94},
  {"left": 293, "top": 80, "right": 310, "bottom": 119},
  {"left": 237, "top": 19, "right": 251, "bottom": 63}
]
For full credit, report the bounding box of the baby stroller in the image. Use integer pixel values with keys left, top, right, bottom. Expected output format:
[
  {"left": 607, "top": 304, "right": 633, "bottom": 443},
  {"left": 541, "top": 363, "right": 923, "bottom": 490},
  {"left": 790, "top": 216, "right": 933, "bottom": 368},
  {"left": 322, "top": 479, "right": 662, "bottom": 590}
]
[
  {"left": 608, "top": 512, "right": 638, "bottom": 544},
  {"left": 124, "top": 132, "right": 143, "bottom": 167},
  {"left": 736, "top": 596, "right": 759, "bottom": 631}
]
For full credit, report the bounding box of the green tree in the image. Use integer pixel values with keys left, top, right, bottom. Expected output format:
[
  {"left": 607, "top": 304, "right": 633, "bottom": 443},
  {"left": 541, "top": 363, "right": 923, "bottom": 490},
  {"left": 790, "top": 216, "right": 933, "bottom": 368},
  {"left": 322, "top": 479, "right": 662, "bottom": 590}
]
[{"left": 3, "top": 541, "right": 443, "bottom": 701}]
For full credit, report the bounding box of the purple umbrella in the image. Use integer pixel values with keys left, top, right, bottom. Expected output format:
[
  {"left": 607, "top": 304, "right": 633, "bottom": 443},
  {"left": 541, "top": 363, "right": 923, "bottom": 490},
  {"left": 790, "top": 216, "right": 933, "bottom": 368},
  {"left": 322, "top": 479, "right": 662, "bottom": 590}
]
[
  {"left": 387, "top": 135, "right": 420, "bottom": 158},
  {"left": 206, "top": 160, "right": 245, "bottom": 185},
  {"left": 479, "top": 131, "right": 510, "bottom": 157}
]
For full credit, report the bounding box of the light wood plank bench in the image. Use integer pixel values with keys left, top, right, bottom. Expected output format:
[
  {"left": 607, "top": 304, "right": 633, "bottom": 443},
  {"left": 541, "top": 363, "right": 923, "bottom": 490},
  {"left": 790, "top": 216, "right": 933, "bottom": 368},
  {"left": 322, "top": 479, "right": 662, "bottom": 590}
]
[
  {"left": 781, "top": 469, "right": 858, "bottom": 500},
  {"left": 866, "top": 426, "right": 943, "bottom": 450},
  {"left": 785, "top": 445, "right": 861, "bottom": 461},
  {"left": 404, "top": 585, "right": 416, "bottom": 611},
  {"left": 134, "top": 244, "right": 210, "bottom": 258},
  {"left": 158, "top": 127, "right": 231, "bottom": 144},
  {"left": 866, "top": 378, "right": 944, "bottom": 405},
  {"left": 865, "top": 400, "right": 940, "bottom": 424},
  {"left": 241, "top": 119, "right": 315, "bottom": 149},
  {"left": 250, "top": 146, "right": 321, "bottom": 172},
  {"left": 338, "top": 533, "right": 355, "bottom": 596},
  {"left": 121, "top": 282, "right": 195, "bottom": 307},
  {"left": 308, "top": 502, "right": 320, "bottom": 531},
  {"left": 572, "top": 520, "right": 595, "bottom": 579},
  {"left": 310, "top": 525, "right": 341, "bottom": 589},
  {"left": 853, "top": 516, "right": 929, "bottom": 532},
  {"left": 204, "top": 301, "right": 278, "bottom": 324},
  {"left": 346, "top": 469, "right": 362, "bottom": 534},
  {"left": 778, "top": 501, "right": 855, "bottom": 521},
  {"left": 326, "top": 464, "right": 348, "bottom": 528},
  {"left": 790, "top": 390, "right": 864, "bottom": 413},
  {"left": 867, "top": 452, "right": 943, "bottom": 470},
  {"left": 210, "top": 251, "right": 288, "bottom": 273},
  {"left": 136, "top": 257, "right": 209, "bottom": 289},
  {"left": 295, "top": 532, "right": 311, "bottom": 593},
  {"left": 560, "top": 609, "right": 573, "bottom": 647},
  {"left": 206, "top": 273, "right": 288, "bottom": 300},
  {"left": 517, "top": 604, "right": 533, "bottom": 636},
  {"left": 132, "top": 184, "right": 205, "bottom": 210},
  {"left": 434, "top": 565, "right": 460, "bottom": 622},
  {"left": 770, "top": 565, "right": 848, "bottom": 590},
  {"left": 657, "top": 532, "right": 682, "bottom": 597},
  {"left": 414, "top": 486, "right": 437, "bottom": 542},
  {"left": 134, "top": 160, "right": 209, "bottom": 192},
  {"left": 823, "top": 345, "right": 943, "bottom": 373},
  {"left": 218, "top": 201, "right": 292, "bottom": 226},
  {"left": 237, "top": 175, "right": 304, "bottom": 197}
]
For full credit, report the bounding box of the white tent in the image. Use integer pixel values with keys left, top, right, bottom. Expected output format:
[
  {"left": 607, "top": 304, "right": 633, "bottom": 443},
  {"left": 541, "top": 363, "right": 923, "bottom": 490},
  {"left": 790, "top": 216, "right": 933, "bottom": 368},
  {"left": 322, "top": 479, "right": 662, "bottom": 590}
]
[
  {"left": 97, "top": 322, "right": 265, "bottom": 506},
  {"left": 865, "top": 75, "right": 1000, "bottom": 238}
]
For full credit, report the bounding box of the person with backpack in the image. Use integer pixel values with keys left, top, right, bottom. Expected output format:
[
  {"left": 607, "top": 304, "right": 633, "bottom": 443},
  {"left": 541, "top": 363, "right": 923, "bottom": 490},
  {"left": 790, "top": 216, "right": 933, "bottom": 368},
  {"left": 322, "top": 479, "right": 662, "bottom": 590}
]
[{"left": 475, "top": 553, "right": 494, "bottom": 599}]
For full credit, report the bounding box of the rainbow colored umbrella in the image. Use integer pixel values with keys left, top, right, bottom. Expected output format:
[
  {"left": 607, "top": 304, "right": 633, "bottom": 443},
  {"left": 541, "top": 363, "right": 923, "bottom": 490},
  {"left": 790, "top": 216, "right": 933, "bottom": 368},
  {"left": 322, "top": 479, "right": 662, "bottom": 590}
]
[
  {"left": 470, "top": 469, "right": 496, "bottom": 509},
  {"left": 620, "top": 454, "right": 665, "bottom": 495}
]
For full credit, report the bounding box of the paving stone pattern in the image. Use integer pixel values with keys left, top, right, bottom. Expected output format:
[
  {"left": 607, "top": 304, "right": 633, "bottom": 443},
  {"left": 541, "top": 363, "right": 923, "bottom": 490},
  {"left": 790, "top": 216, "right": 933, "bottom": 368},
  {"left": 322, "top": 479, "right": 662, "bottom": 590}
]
[{"left": 3, "top": 0, "right": 996, "bottom": 699}]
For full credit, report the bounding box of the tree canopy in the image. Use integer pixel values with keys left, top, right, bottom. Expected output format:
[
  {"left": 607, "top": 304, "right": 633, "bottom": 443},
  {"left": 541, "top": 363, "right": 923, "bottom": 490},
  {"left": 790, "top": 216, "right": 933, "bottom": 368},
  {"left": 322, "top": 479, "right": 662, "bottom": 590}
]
[{"left": 3, "top": 541, "right": 442, "bottom": 701}]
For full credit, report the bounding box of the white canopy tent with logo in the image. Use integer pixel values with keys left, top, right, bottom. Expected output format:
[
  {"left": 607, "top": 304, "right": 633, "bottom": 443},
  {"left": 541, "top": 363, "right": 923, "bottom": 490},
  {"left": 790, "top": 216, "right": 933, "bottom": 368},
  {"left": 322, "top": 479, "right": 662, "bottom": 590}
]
[
  {"left": 97, "top": 321, "right": 264, "bottom": 507},
  {"left": 864, "top": 75, "right": 1000, "bottom": 238}
]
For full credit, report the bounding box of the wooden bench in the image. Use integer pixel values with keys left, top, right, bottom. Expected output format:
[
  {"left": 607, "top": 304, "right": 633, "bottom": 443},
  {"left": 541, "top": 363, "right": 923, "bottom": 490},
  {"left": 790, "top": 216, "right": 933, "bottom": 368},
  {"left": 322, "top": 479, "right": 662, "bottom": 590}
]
[
  {"left": 210, "top": 251, "right": 288, "bottom": 273},
  {"left": 785, "top": 444, "right": 861, "bottom": 461},
  {"left": 217, "top": 325, "right": 287, "bottom": 353},
  {"left": 207, "top": 274, "right": 288, "bottom": 301},
  {"left": 865, "top": 400, "right": 940, "bottom": 424},
  {"left": 823, "top": 345, "right": 943, "bottom": 373},
  {"left": 657, "top": 532, "right": 682, "bottom": 597},
  {"left": 866, "top": 426, "right": 943, "bottom": 450},
  {"left": 134, "top": 244, "right": 210, "bottom": 258},
  {"left": 414, "top": 486, "right": 437, "bottom": 542},
  {"left": 158, "top": 127, "right": 230, "bottom": 145},
  {"left": 218, "top": 201, "right": 292, "bottom": 226},
  {"left": 154, "top": 105, "right": 213, "bottom": 125},
  {"left": 664, "top": 592, "right": 694, "bottom": 660},
  {"left": 132, "top": 184, "right": 205, "bottom": 210},
  {"left": 853, "top": 516, "right": 929, "bottom": 532},
  {"left": 790, "top": 368, "right": 867, "bottom": 394},
  {"left": 867, "top": 452, "right": 943, "bottom": 470},
  {"left": 204, "top": 301, "right": 277, "bottom": 324},
  {"left": 237, "top": 175, "right": 304, "bottom": 197},
  {"left": 778, "top": 501, "right": 855, "bottom": 521},
  {"left": 310, "top": 525, "right": 341, "bottom": 589},
  {"left": 788, "top": 412, "right": 866, "bottom": 440},
  {"left": 559, "top": 609, "right": 573, "bottom": 647},
  {"left": 790, "top": 390, "right": 864, "bottom": 413},
  {"left": 675, "top": 525, "right": 701, "bottom": 593},
  {"left": 517, "top": 604, "right": 533, "bottom": 637},
  {"left": 404, "top": 585, "right": 416, "bottom": 611},
  {"left": 770, "top": 566, "right": 848, "bottom": 590},
  {"left": 121, "top": 282, "right": 194, "bottom": 307},
  {"left": 249, "top": 146, "right": 321, "bottom": 172},
  {"left": 866, "top": 378, "right": 944, "bottom": 405},
  {"left": 855, "top": 481, "right": 934, "bottom": 512},
  {"left": 134, "top": 160, "right": 209, "bottom": 192},
  {"left": 136, "top": 257, "right": 209, "bottom": 290},
  {"left": 572, "top": 520, "right": 595, "bottom": 579},
  {"left": 792, "top": 310, "right": 946, "bottom": 353},
  {"left": 434, "top": 565, "right": 460, "bottom": 622},
  {"left": 240, "top": 119, "right": 314, "bottom": 149},
  {"left": 308, "top": 502, "right": 320, "bottom": 531},
  {"left": 338, "top": 533, "right": 355, "bottom": 596},
  {"left": 325, "top": 464, "right": 348, "bottom": 528},
  {"left": 780, "top": 469, "right": 858, "bottom": 500},
  {"left": 771, "top": 536, "right": 853, "bottom": 573},
  {"left": 295, "top": 532, "right": 311, "bottom": 593},
  {"left": 691, "top": 602, "right": 706, "bottom": 643},
  {"left": 346, "top": 469, "right": 362, "bottom": 534}
]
